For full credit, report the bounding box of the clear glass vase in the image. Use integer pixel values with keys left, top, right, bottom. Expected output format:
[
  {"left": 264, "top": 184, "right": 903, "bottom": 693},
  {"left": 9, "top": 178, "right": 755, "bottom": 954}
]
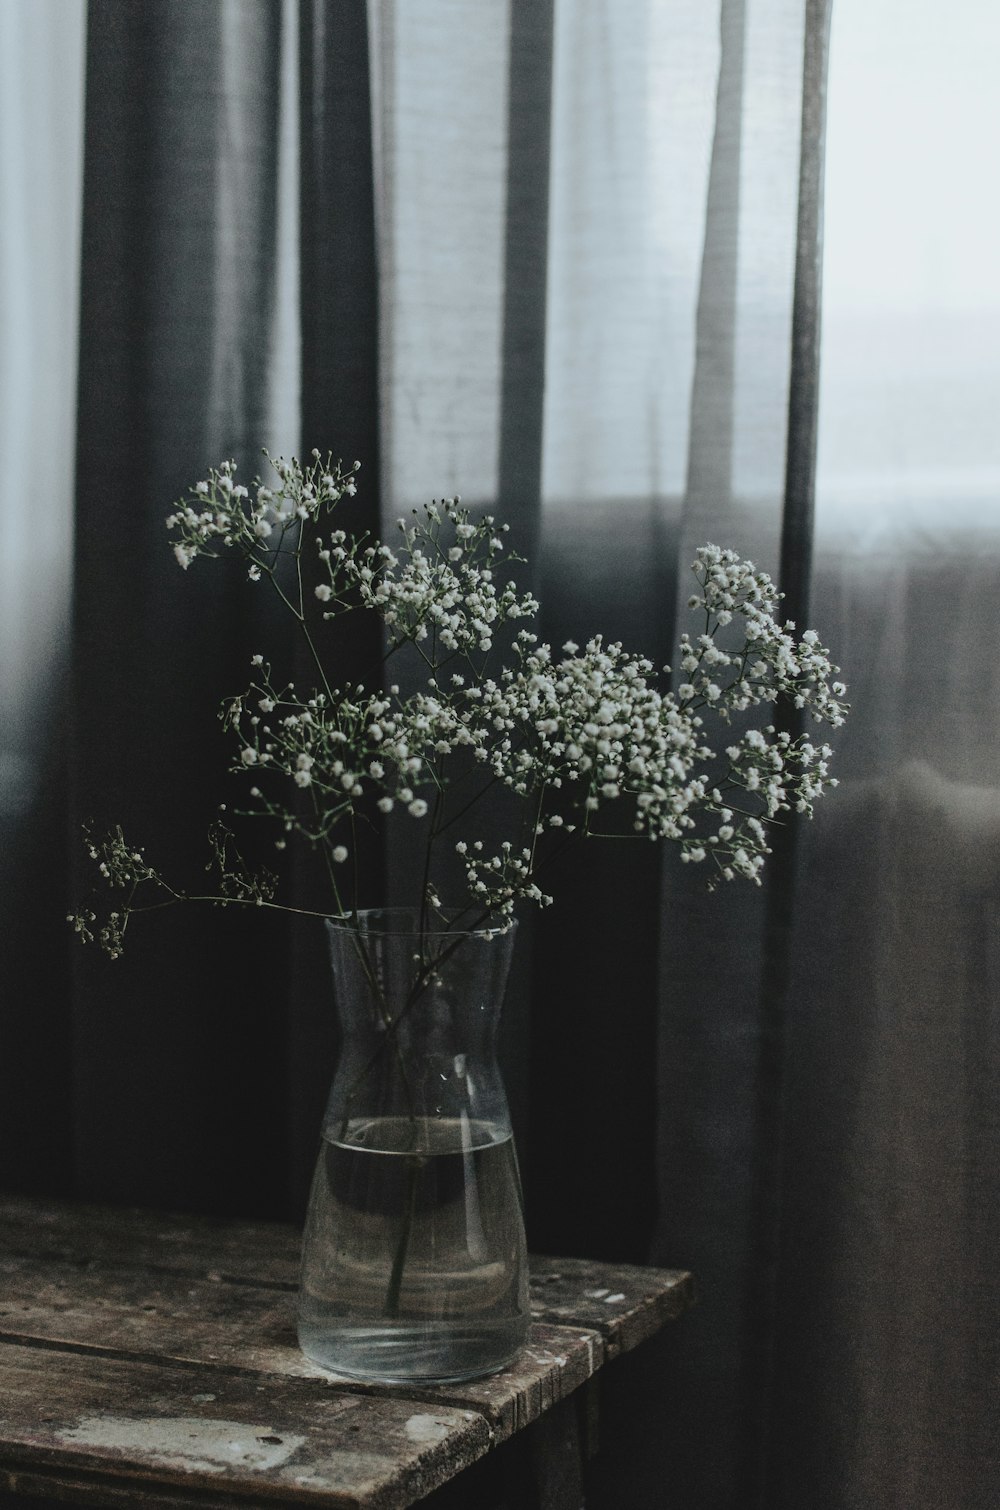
[{"left": 298, "top": 909, "right": 530, "bottom": 1384}]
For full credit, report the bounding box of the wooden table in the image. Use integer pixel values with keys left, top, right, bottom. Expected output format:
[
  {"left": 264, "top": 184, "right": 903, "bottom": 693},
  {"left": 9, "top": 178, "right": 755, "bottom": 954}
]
[{"left": 0, "top": 1196, "right": 693, "bottom": 1510}]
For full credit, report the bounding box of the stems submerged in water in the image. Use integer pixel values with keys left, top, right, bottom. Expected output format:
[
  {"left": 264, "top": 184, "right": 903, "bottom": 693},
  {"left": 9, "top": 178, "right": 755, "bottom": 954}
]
[{"left": 317, "top": 913, "right": 522, "bottom": 1348}]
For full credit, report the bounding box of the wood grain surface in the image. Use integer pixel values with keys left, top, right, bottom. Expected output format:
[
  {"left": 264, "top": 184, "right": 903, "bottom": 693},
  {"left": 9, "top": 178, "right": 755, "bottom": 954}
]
[{"left": 0, "top": 1196, "right": 693, "bottom": 1509}]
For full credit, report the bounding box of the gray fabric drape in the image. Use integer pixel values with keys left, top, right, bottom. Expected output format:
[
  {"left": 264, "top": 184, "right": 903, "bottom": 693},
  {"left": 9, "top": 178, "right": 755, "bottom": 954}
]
[
  {"left": 744, "top": 2, "right": 833, "bottom": 1499},
  {"left": 71, "top": 0, "right": 292, "bottom": 1213},
  {"left": 288, "top": 0, "right": 385, "bottom": 1211},
  {"left": 0, "top": 0, "right": 84, "bottom": 1199}
]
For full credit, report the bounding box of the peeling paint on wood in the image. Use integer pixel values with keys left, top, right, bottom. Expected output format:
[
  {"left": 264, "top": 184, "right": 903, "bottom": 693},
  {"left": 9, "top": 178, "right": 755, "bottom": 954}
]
[
  {"left": 55, "top": 1416, "right": 307, "bottom": 1474},
  {"left": 0, "top": 1343, "right": 490, "bottom": 1509},
  {"left": 402, "top": 1416, "right": 453, "bottom": 1446},
  {"left": 528, "top": 1255, "right": 695, "bottom": 1357},
  {"left": 0, "top": 1197, "right": 694, "bottom": 1507}
]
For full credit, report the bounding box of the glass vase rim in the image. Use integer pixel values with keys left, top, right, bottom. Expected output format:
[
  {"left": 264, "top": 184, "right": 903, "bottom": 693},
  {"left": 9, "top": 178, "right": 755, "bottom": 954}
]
[{"left": 324, "top": 907, "right": 517, "bottom": 941}]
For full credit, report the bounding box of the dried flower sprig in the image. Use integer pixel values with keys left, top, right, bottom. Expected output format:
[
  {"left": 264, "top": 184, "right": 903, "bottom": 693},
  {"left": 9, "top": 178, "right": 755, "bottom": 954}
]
[{"left": 70, "top": 452, "right": 848, "bottom": 954}]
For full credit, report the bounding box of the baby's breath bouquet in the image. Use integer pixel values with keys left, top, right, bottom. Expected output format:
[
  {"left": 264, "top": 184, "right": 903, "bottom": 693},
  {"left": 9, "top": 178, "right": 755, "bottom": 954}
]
[
  {"left": 69, "top": 447, "right": 848, "bottom": 1383},
  {"left": 72, "top": 449, "right": 847, "bottom": 956}
]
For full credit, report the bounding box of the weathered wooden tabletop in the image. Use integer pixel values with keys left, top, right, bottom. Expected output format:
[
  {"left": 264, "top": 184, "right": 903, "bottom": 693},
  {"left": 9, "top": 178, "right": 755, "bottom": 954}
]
[{"left": 0, "top": 1196, "right": 693, "bottom": 1510}]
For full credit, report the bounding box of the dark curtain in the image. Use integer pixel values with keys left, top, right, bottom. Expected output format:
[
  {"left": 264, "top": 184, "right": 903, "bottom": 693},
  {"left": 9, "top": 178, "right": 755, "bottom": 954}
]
[{"left": 70, "top": 0, "right": 289, "bottom": 1216}]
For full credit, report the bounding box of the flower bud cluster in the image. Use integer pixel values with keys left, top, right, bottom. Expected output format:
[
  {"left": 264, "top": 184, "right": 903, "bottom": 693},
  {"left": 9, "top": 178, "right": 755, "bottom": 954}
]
[
  {"left": 166, "top": 451, "right": 359, "bottom": 572},
  {"left": 474, "top": 637, "right": 711, "bottom": 840},
  {"left": 679, "top": 545, "right": 848, "bottom": 727},
  {"left": 73, "top": 463, "right": 852, "bottom": 959},
  {"left": 66, "top": 827, "right": 156, "bottom": 958},
  {"left": 220, "top": 538, "right": 848, "bottom": 905},
  {"left": 310, "top": 497, "right": 539, "bottom": 654},
  {"left": 455, "top": 839, "right": 554, "bottom": 919}
]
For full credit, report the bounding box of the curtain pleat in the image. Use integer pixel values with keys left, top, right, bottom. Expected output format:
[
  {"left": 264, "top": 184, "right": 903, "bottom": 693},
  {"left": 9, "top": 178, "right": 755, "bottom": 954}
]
[
  {"left": 493, "top": 0, "right": 556, "bottom": 1156},
  {"left": 299, "top": 0, "right": 380, "bottom": 471},
  {"left": 287, "top": 0, "right": 386, "bottom": 1213},
  {"left": 0, "top": 0, "right": 85, "bottom": 1198},
  {"left": 526, "top": 0, "right": 679, "bottom": 1265},
  {"left": 496, "top": 0, "right": 554, "bottom": 573},
  {"left": 684, "top": 0, "right": 746, "bottom": 516},
  {"left": 740, "top": 3, "right": 834, "bottom": 1502},
  {"left": 648, "top": 3, "right": 826, "bottom": 1505},
  {"left": 71, "top": 0, "right": 290, "bottom": 1214}
]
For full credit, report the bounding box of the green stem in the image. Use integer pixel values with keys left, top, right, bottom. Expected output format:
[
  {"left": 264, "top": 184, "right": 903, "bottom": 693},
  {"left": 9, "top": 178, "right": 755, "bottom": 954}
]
[
  {"left": 419, "top": 763, "right": 446, "bottom": 941},
  {"left": 124, "top": 892, "right": 342, "bottom": 922},
  {"left": 385, "top": 1150, "right": 423, "bottom": 1319},
  {"left": 432, "top": 769, "right": 504, "bottom": 837},
  {"left": 257, "top": 541, "right": 337, "bottom": 708}
]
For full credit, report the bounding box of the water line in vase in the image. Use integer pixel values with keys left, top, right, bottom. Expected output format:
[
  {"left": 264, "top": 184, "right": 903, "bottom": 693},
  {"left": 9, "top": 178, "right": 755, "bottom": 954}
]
[{"left": 326, "top": 913, "right": 514, "bottom": 1324}]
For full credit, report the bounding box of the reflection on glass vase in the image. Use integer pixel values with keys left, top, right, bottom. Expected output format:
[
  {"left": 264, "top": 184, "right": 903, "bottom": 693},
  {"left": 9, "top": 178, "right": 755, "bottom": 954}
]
[{"left": 298, "top": 910, "right": 530, "bottom": 1384}]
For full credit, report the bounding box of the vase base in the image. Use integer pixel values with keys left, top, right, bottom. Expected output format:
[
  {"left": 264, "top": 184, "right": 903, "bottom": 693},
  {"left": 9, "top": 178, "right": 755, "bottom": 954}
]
[{"left": 298, "top": 1315, "right": 529, "bottom": 1384}]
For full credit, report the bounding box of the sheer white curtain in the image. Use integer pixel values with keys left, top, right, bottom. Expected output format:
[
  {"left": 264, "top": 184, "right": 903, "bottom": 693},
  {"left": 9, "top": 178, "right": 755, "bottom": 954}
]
[
  {"left": 371, "top": 3, "right": 1000, "bottom": 1504},
  {"left": 0, "top": 0, "right": 87, "bottom": 1199},
  {"left": 773, "top": 4, "right": 1000, "bottom": 1505},
  {"left": 372, "top": 11, "right": 821, "bottom": 1505},
  {"left": 0, "top": 0, "right": 85, "bottom": 833}
]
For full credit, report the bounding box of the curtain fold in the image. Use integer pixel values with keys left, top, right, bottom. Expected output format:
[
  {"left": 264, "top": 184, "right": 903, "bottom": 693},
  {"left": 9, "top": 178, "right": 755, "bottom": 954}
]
[
  {"left": 0, "top": 0, "right": 85, "bottom": 1198},
  {"left": 743, "top": 4, "right": 833, "bottom": 1501},
  {"left": 645, "top": 4, "right": 820, "bottom": 1503},
  {"left": 496, "top": 0, "right": 554, "bottom": 572},
  {"left": 288, "top": 0, "right": 386, "bottom": 1211},
  {"left": 766, "top": 5, "right": 1000, "bottom": 1504},
  {"left": 71, "top": 0, "right": 290, "bottom": 1214}
]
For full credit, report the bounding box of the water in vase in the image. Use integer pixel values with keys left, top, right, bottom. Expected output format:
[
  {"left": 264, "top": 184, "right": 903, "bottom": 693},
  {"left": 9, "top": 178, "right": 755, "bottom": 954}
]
[{"left": 298, "top": 1116, "right": 530, "bottom": 1383}]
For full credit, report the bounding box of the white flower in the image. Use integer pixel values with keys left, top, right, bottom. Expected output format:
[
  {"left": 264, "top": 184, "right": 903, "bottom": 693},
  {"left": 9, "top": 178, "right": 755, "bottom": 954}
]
[
  {"left": 332, "top": 845, "right": 348, "bottom": 863},
  {"left": 153, "top": 453, "right": 846, "bottom": 936}
]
